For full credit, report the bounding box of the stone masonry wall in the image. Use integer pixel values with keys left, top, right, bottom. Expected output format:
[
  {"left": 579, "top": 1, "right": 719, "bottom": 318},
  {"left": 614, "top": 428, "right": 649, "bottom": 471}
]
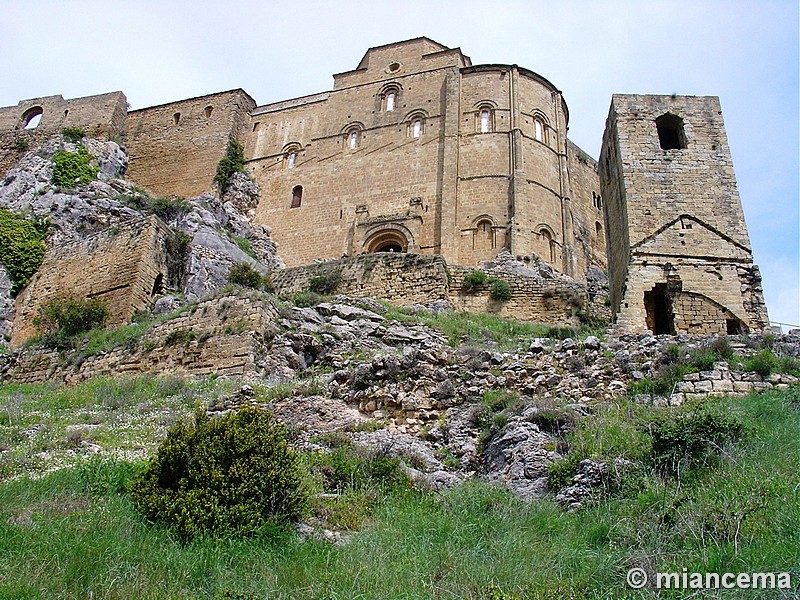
[
  {"left": 11, "top": 216, "right": 171, "bottom": 346},
  {"left": 271, "top": 253, "right": 583, "bottom": 325},
  {"left": 599, "top": 95, "right": 768, "bottom": 334},
  {"left": 2, "top": 294, "right": 277, "bottom": 385},
  {"left": 0, "top": 91, "right": 127, "bottom": 177},
  {"left": 126, "top": 89, "right": 256, "bottom": 198}
]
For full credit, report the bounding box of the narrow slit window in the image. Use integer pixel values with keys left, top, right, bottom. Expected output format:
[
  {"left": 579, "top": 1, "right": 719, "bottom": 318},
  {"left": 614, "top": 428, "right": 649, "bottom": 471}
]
[
  {"left": 534, "top": 119, "right": 543, "bottom": 142},
  {"left": 287, "top": 152, "right": 296, "bottom": 168},
  {"left": 385, "top": 92, "right": 395, "bottom": 112},
  {"left": 480, "top": 110, "right": 490, "bottom": 133},
  {"left": 412, "top": 119, "right": 422, "bottom": 138},
  {"left": 173, "top": 112, "right": 181, "bottom": 125},
  {"left": 349, "top": 131, "right": 359, "bottom": 149},
  {"left": 291, "top": 185, "right": 303, "bottom": 208},
  {"left": 204, "top": 106, "right": 213, "bottom": 118}
]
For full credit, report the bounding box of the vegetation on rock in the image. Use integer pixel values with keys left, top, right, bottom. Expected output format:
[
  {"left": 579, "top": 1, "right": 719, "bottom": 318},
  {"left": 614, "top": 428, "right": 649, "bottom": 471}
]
[
  {"left": 51, "top": 145, "right": 99, "bottom": 187},
  {"left": 214, "top": 139, "right": 245, "bottom": 194},
  {"left": 228, "top": 262, "right": 270, "bottom": 290},
  {"left": 0, "top": 208, "right": 47, "bottom": 294}
]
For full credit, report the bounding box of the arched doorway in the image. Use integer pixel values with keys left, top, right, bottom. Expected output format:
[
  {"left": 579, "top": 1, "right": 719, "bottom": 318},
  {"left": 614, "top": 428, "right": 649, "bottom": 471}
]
[{"left": 364, "top": 228, "right": 410, "bottom": 254}]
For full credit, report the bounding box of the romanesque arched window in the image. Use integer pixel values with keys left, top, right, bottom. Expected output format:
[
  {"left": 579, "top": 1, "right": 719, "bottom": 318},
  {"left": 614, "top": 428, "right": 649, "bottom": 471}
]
[
  {"left": 655, "top": 113, "right": 687, "bottom": 150},
  {"left": 529, "top": 111, "right": 549, "bottom": 144},
  {"left": 475, "top": 102, "right": 495, "bottom": 133},
  {"left": 343, "top": 124, "right": 364, "bottom": 150},
  {"left": 380, "top": 84, "right": 401, "bottom": 112},
  {"left": 474, "top": 218, "right": 495, "bottom": 251},
  {"left": 538, "top": 227, "right": 556, "bottom": 263},
  {"left": 406, "top": 111, "right": 427, "bottom": 139},
  {"left": 283, "top": 143, "right": 301, "bottom": 168}
]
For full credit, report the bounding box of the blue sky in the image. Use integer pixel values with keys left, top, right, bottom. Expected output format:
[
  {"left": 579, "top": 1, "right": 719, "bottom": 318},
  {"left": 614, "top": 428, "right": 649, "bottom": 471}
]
[{"left": 2, "top": 0, "right": 797, "bottom": 327}]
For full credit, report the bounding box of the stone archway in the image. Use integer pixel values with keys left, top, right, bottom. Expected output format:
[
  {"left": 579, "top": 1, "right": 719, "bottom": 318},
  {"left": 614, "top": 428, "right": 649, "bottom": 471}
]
[{"left": 364, "top": 228, "right": 409, "bottom": 253}]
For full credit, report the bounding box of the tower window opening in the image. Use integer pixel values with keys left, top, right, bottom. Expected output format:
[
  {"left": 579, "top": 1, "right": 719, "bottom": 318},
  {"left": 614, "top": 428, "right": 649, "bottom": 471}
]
[
  {"left": 412, "top": 119, "right": 422, "bottom": 138},
  {"left": 349, "top": 130, "right": 359, "bottom": 149},
  {"left": 291, "top": 185, "right": 303, "bottom": 208},
  {"left": 287, "top": 152, "right": 296, "bottom": 168},
  {"left": 655, "top": 113, "right": 687, "bottom": 150},
  {"left": 21, "top": 107, "right": 43, "bottom": 130},
  {"left": 533, "top": 118, "right": 544, "bottom": 142},
  {"left": 595, "top": 221, "right": 603, "bottom": 238},
  {"left": 173, "top": 112, "right": 181, "bottom": 125},
  {"left": 385, "top": 92, "right": 396, "bottom": 112},
  {"left": 204, "top": 106, "right": 213, "bottom": 118},
  {"left": 480, "top": 109, "right": 490, "bottom": 133}
]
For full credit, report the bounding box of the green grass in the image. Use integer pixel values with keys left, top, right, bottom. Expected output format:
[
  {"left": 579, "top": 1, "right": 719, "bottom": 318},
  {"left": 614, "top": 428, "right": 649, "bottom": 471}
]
[
  {"left": 0, "top": 381, "right": 797, "bottom": 598},
  {"left": 0, "top": 377, "right": 232, "bottom": 479},
  {"left": 380, "top": 303, "right": 598, "bottom": 350}
]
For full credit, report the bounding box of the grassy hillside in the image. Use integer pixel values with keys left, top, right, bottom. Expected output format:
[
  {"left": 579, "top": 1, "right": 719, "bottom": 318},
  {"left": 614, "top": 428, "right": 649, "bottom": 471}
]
[{"left": 0, "top": 378, "right": 798, "bottom": 599}]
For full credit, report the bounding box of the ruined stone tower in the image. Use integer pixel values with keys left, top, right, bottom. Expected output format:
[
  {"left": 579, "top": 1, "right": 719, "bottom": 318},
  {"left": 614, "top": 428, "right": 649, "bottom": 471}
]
[{"left": 599, "top": 94, "right": 768, "bottom": 334}]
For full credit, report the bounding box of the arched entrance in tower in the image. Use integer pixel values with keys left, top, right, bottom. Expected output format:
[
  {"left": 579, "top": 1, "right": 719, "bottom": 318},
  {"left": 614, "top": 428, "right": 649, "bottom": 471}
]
[{"left": 364, "top": 229, "right": 410, "bottom": 254}]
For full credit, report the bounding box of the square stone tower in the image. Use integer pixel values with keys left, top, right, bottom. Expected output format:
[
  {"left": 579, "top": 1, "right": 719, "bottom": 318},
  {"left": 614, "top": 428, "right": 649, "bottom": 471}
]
[{"left": 599, "top": 94, "right": 768, "bottom": 334}]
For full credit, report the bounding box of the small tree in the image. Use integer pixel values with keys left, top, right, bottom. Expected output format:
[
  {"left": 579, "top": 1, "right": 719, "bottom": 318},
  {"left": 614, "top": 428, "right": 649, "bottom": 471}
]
[
  {"left": 214, "top": 139, "right": 245, "bottom": 194},
  {"left": 130, "top": 406, "right": 308, "bottom": 540}
]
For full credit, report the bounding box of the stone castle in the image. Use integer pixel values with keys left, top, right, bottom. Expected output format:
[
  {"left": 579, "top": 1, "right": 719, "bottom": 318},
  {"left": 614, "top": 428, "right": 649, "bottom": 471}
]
[{"left": 0, "top": 38, "right": 768, "bottom": 336}]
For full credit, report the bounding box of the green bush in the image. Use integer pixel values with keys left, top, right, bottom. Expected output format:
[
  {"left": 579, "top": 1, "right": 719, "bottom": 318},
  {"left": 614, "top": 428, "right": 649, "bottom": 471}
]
[
  {"left": 146, "top": 197, "right": 191, "bottom": 222},
  {"left": 308, "top": 268, "right": 341, "bottom": 295},
  {"left": 647, "top": 406, "right": 744, "bottom": 475},
  {"left": 228, "top": 262, "right": 264, "bottom": 289},
  {"left": 461, "top": 270, "right": 488, "bottom": 292},
  {"left": 52, "top": 145, "right": 99, "bottom": 187},
  {"left": 0, "top": 209, "right": 47, "bottom": 294},
  {"left": 130, "top": 406, "right": 308, "bottom": 540},
  {"left": 33, "top": 296, "right": 110, "bottom": 339},
  {"left": 489, "top": 278, "right": 512, "bottom": 301},
  {"left": 61, "top": 128, "right": 85, "bottom": 143},
  {"left": 14, "top": 138, "right": 29, "bottom": 152},
  {"left": 742, "top": 348, "right": 778, "bottom": 377},
  {"left": 214, "top": 139, "right": 245, "bottom": 194},
  {"left": 290, "top": 291, "right": 323, "bottom": 307},
  {"left": 546, "top": 455, "right": 581, "bottom": 490}
]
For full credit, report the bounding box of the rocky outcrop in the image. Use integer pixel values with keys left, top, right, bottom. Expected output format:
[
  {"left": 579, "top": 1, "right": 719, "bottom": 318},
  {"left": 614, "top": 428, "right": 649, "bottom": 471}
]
[{"left": 0, "top": 137, "right": 281, "bottom": 345}]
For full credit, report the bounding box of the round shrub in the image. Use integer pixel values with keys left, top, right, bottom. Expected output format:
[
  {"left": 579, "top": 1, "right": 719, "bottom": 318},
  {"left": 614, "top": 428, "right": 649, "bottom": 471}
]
[
  {"left": 130, "top": 406, "right": 308, "bottom": 540},
  {"left": 461, "top": 269, "right": 488, "bottom": 293},
  {"left": 228, "top": 262, "right": 264, "bottom": 289},
  {"left": 489, "top": 278, "right": 512, "bottom": 301}
]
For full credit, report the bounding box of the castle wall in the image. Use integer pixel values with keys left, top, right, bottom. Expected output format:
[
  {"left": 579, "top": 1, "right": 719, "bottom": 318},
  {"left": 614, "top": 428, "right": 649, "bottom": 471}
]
[
  {"left": 126, "top": 89, "right": 255, "bottom": 198},
  {"left": 0, "top": 91, "right": 127, "bottom": 176},
  {"left": 10, "top": 216, "right": 170, "bottom": 346},
  {"left": 2, "top": 294, "right": 275, "bottom": 384},
  {"left": 599, "top": 94, "right": 768, "bottom": 334},
  {"left": 271, "top": 253, "right": 583, "bottom": 325},
  {"left": 567, "top": 141, "right": 606, "bottom": 276}
]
